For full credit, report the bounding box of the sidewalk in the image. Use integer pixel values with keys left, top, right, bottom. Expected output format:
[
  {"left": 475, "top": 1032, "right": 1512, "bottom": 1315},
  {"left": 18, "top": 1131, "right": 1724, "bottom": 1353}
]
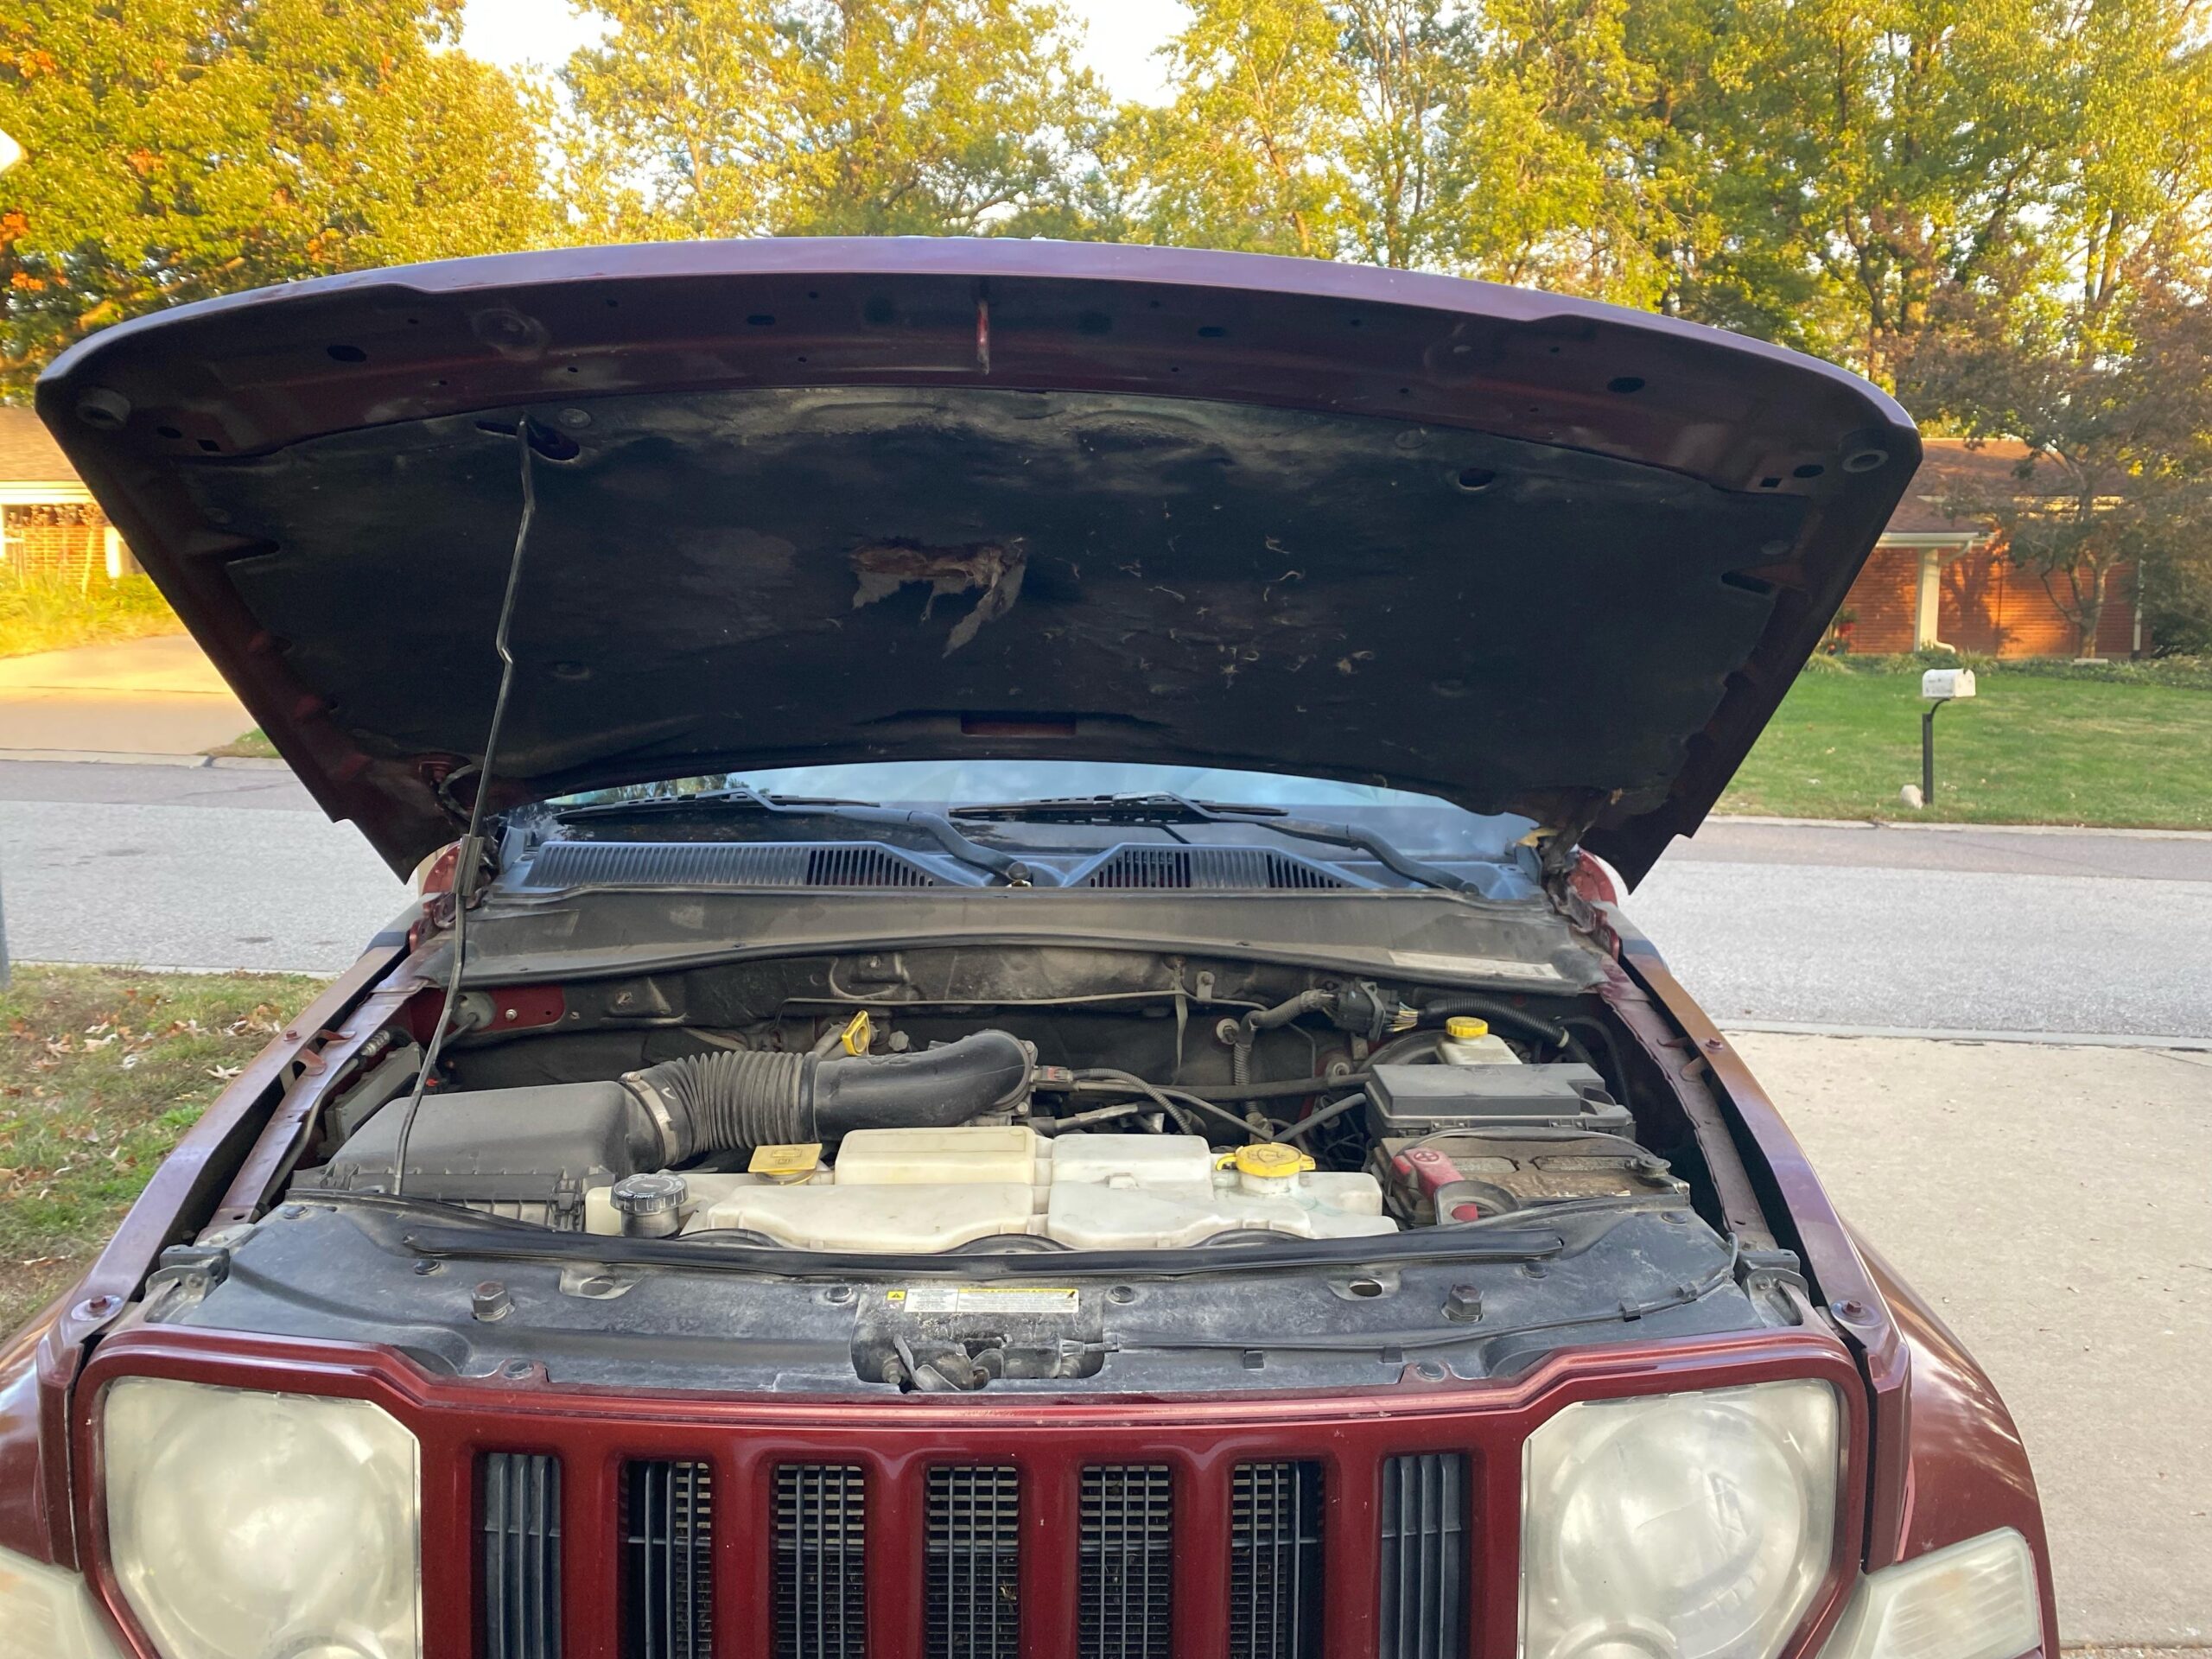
[{"left": 0, "top": 634, "right": 250, "bottom": 758}]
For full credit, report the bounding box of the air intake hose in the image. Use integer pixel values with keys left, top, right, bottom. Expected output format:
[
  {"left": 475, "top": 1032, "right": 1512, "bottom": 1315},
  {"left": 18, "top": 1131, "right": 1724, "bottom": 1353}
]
[{"left": 621, "top": 1029, "right": 1033, "bottom": 1162}]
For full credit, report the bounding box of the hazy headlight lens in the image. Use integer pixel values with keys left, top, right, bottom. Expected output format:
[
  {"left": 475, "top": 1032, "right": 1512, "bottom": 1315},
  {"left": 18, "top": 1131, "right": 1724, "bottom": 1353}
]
[
  {"left": 1522, "top": 1379, "right": 1840, "bottom": 1659},
  {"left": 1818, "top": 1530, "right": 2040, "bottom": 1659},
  {"left": 103, "top": 1378, "right": 420, "bottom": 1659}
]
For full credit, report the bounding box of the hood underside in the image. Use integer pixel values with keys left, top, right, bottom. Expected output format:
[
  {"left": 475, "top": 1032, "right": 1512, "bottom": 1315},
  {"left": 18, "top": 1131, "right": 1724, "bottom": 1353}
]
[{"left": 36, "top": 239, "right": 1918, "bottom": 883}]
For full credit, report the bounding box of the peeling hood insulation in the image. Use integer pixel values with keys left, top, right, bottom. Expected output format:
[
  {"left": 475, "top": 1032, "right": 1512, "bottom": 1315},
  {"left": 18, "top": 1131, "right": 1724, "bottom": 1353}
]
[{"left": 37, "top": 239, "right": 1918, "bottom": 883}]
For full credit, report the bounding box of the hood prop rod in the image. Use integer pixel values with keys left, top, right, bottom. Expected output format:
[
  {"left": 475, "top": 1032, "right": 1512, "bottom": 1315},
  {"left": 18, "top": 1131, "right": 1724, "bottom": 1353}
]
[{"left": 390, "top": 422, "right": 539, "bottom": 1199}]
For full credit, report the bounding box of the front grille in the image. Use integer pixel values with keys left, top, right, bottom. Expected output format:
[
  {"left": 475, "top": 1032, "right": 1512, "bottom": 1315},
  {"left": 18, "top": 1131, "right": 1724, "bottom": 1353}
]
[
  {"left": 1377, "top": 1453, "right": 1469, "bottom": 1659},
  {"left": 925, "top": 1465, "right": 1021, "bottom": 1659},
  {"left": 624, "top": 1460, "right": 713, "bottom": 1659},
  {"left": 482, "top": 1452, "right": 562, "bottom": 1659},
  {"left": 1078, "top": 1465, "right": 1173, "bottom": 1659},
  {"left": 775, "top": 1464, "right": 868, "bottom": 1659},
  {"left": 1229, "top": 1461, "right": 1325, "bottom": 1659}
]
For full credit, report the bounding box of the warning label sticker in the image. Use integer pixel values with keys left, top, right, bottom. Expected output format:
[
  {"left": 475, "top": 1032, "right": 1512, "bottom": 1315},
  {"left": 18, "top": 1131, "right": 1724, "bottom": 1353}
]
[{"left": 889, "top": 1287, "right": 1082, "bottom": 1316}]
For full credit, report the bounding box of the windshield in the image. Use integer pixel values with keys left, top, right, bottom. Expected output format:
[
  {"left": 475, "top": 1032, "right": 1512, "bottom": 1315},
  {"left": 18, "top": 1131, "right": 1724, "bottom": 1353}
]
[{"left": 562, "top": 761, "right": 1539, "bottom": 861}]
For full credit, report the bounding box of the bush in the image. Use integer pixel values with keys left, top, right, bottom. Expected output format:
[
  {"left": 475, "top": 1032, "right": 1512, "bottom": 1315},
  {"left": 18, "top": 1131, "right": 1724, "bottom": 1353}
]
[
  {"left": 0, "top": 569, "right": 182, "bottom": 658},
  {"left": 1816, "top": 647, "right": 2212, "bottom": 690}
]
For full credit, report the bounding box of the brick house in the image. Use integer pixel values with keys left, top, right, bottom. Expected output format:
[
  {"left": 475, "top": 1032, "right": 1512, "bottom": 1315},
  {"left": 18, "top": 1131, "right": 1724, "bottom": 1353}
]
[
  {"left": 1834, "top": 437, "right": 2141, "bottom": 658},
  {"left": 0, "top": 404, "right": 128, "bottom": 584}
]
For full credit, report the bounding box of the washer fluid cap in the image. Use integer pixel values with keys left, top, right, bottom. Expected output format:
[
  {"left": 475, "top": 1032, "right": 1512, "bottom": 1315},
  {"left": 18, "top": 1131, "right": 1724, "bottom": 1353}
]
[
  {"left": 1445, "top": 1015, "right": 1489, "bottom": 1040},
  {"left": 1230, "top": 1141, "right": 1315, "bottom": 1178}
]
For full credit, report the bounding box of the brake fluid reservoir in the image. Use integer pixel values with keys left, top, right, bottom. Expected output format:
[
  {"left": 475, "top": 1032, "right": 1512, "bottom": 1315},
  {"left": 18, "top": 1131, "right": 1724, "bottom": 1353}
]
[{"left": 1439, "top": 1015, "right": 1518, "bottom": 1065}]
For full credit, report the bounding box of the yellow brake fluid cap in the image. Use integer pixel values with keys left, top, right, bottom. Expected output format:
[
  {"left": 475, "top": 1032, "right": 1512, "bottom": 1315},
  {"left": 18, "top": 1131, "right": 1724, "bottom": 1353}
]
[
  {"left": 749, "top": 1142, "right": 823, "bottom": 1182},
  {"left": 1445, "top": 1015, "right": 1489, "bottom": 1040},
  {"left": 1230, "top": 1141, "right": 1316, "bottom": 1178},
  {"left": 838, "top": 1009, "right": 874, "bottom": 1055}
]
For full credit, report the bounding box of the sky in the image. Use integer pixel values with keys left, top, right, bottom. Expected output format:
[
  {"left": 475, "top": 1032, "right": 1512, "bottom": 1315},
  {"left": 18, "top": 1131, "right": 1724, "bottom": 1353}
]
[{"left": 460, "top": 0, "right": 1187, "bottom": 105}]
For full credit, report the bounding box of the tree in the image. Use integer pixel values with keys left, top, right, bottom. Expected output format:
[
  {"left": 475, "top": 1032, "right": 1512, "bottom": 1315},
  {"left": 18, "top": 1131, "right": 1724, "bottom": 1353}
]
[
  {"left": 1907, "top": 276, "right": 2212, "bottom": 657},
  {"left": 0, "top": 0, "right": 558, "bottom": 394},
  {"left": 562, "top": 0, "right": 1105, "bottom": 240}
]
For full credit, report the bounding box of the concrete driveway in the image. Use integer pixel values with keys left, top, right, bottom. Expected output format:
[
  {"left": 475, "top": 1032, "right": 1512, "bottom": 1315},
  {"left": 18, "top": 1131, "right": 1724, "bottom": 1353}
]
[{"left": 0, "top": 633, "right": 250, "bottom": 759}]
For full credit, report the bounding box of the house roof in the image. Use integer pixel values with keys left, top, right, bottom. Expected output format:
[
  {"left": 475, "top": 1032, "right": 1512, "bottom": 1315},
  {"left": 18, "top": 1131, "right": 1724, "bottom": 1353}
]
[
  {"left": 0, "top": 404, "right": 83, "bottom": 485},
  {"left": 1884, "top": 435, "right": 2035, "bottom": 536}
]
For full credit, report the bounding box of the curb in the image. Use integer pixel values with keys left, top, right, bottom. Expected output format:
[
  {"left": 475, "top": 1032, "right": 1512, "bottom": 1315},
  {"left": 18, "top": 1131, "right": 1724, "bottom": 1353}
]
[
  {"left": 1709, "top": 814, "right": 2212, "bottom": 842},
  {"left": 0, "top": 748, "right": 289, "bottom": 770},
  {"left": 1721, "top": 1020, "right": 2212, "bottom": 1052}
]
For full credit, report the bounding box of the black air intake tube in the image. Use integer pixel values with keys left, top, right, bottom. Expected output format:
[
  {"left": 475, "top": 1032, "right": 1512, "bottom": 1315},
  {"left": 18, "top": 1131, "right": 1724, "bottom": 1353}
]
[{"left": 623, "top": 1029, "right": 1033, "bottom": 1162}]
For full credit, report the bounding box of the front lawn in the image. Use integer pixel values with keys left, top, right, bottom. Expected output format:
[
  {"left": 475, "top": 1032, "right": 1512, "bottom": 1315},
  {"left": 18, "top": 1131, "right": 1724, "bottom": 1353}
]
[
  {"left": 0, "top": 571, "right": 185, "bottom": 659},
  {"left": 1719, "top": 664, "right": 2212, "bottom": 827},
  {"left": 0, "top": 966, "right": 321, "bottom": 1332}
]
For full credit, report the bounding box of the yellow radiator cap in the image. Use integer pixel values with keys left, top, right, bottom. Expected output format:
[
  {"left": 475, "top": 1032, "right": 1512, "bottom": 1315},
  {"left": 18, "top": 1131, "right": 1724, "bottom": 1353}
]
[
  {"left": 1444, "top": 1015, "right": 1489, "bottom": 1039},
  {"left": 1229, "top": 1141, "right": 1315, "bottom": 1178}
]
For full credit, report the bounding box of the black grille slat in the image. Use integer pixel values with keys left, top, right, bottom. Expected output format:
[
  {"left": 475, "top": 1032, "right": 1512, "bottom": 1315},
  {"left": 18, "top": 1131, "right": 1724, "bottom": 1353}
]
[
  {"left": 775, "top": 1465, "right": 868, "bottom": 1659},
  {"left": 1229, "top": 1461, "right": 1324, "bottom": 1659},
  {"left": 925, "top": 1465, "right": 1020, "bottom": 1659},
  {"left": 1081, "top": 846, "right": 1351, "bottom": 891},
  {"left": 1378, "top": 1453, "right": 1468, "bottom": 1659},
  {"left": 804, "top": 843, "right": 940, "bottom": 887},
  {"left": 482, "top": 1452, "right": 562, "bottom": 1659},
  {"left": 625, "top": 1460, "right": 713, "bottom": 1659},
  {"left": 1079, "top": 1465, "right": 1173, "bottom": 1659}
]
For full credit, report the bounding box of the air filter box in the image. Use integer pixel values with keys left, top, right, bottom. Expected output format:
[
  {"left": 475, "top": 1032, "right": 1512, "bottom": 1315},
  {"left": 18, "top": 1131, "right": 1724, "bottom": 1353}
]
[{"left": 1364, "top": 1062, "right": 1633, "bottom": 1136}]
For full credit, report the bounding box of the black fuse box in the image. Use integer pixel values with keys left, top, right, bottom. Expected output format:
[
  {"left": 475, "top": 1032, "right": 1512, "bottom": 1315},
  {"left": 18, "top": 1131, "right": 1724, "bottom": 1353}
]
[{"left": 1364, "top": 1062, "right": 1635, "bottom": 1137}]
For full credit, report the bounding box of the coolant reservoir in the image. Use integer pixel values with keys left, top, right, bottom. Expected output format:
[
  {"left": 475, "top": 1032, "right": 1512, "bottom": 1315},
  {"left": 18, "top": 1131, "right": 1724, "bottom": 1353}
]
[{"left": 1439, "top": 1015, "right": 1518, "bottom": 1065}]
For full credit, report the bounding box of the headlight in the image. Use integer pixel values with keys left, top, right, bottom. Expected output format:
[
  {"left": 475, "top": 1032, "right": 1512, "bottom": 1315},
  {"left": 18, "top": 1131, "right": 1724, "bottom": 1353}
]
[
  {"left": 103, "top": 1379, "right": 420, "bottom": 1659},
  {"left": 1522, "top": 1378, "right": 1840, "bottom": 1659},
  {"left": 1818, "top": 1530, "right": 2040, "bottom": 1659}
]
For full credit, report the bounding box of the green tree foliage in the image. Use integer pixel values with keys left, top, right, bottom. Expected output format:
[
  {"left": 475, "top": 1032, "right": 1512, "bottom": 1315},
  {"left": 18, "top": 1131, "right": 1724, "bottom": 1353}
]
[
  {"left": 562, "top": 0, "right": 1106, "bottom": 239},
  {"left": 0, "top": 0, "right": 557, "bottom": 393},
  {"left": 1908, "top": 275, "right": 2212, "bottom": 655}
]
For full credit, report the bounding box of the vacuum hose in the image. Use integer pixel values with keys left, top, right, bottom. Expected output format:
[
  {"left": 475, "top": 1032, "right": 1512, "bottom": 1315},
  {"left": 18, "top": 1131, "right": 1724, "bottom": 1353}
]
[{"left": 622, "top": 1029, "right": 1033, "bottom": 1161}]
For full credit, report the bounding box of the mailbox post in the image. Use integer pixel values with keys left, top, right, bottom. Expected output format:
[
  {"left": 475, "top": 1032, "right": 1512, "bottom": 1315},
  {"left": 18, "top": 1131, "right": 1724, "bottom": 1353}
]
[{"left": 1920, "top": 667, "right": 1976, "bottom": 805}]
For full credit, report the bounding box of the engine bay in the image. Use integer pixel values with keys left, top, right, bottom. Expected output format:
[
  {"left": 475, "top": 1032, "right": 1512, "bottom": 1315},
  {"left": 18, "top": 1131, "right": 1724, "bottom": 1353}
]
[{"left": 290, "top": 948, "right": 1706, "bottom": 1257}]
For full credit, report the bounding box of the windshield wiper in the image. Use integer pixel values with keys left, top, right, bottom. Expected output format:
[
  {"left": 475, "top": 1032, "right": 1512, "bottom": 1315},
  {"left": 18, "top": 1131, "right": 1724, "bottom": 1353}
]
[
  {"left": 557, "top": 783, "right": 1050, "bottom": 886},
  {"left": 954, "top": 792, "right": 1476, "bottom": 894}
]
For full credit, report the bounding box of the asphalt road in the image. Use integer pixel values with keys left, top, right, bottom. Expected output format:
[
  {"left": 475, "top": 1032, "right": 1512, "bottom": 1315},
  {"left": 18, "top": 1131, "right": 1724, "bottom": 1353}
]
[
  {"left": 3, "top": 760, "right": 2209, "bottom": 1039},
  {"left": 1631, "top": 819, "right": 2212, "bottom": 1041}
]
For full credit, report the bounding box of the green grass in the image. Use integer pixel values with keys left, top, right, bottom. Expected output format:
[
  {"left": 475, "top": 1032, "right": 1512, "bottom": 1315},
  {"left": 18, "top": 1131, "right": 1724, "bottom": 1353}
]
[
  {"left": 1719, "top": 664, "right": 2212, "bottom": 827},
  {"left": 0, "top": 966, "right": 321, "bottom": 1332},
  {"left": 205, "top": 728, "right": 281, "bottom": 760},
  {"left": 0, "top": 571, "right": 185, "bottom": 658}
]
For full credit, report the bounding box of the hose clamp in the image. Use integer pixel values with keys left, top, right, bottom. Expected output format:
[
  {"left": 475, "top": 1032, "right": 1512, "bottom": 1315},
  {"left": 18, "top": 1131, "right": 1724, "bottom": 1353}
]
[{"left": 620, "top": 1072, "right": 683, "bottom": 1165}]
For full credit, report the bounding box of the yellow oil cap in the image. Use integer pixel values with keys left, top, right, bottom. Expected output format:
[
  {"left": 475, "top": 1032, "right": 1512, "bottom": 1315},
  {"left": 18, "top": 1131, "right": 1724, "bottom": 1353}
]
[
  {"left": 1230, "top": 1141, "right": 1316, "bottom": 1178},
  {"left": 749, "top": 1142, "right": 823, "bottom": 1182},
  {"left": 1445, "top": 1015, "right": 1489, "bottom": 1040}
]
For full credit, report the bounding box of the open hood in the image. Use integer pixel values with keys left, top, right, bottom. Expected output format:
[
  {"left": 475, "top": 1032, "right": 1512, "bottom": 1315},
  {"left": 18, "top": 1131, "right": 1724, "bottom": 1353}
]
[{"left": 36, "top": 239, "right": 1916, "bottom": 885}]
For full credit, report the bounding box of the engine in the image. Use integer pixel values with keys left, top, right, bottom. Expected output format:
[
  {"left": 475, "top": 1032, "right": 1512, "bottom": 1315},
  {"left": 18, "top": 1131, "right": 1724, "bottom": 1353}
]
[{"left": 293, "top": 963, "right": 1692, "bottom": 1255}]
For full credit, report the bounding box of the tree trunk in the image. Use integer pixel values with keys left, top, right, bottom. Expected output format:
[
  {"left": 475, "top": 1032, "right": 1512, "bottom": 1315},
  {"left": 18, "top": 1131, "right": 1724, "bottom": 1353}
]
[{"left": 2075, "top": 563, "right": 2109, "bottom": 659}]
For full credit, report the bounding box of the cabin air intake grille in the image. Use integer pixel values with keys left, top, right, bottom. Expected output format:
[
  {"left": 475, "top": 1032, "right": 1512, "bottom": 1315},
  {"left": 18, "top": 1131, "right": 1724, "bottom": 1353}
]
[
  {"left": 1082, "top": 847, "right": 1348, "bottom": 891},
  {"left": 774, "top": 1464, "right": 868, "bottom": 1659},
  {"left": 1229, "top": 1461, "right": 1325, "bottom": 1659},
  {"left": 623, "top": 1460, "right": 713, "bottom": 1659},
  {"left": 1078, "top": 1465, "right": 1174, "bottom": 1659},
  {"left": 522, "top": 841, "right": 944, "bottom": 889},
  {"left": 1376, "top": 1453, "right": 1469, "bottom": 1659},
  {"left": 482, "top": 1452, "right": 562, "bottom": 1659},
  {"left": 925, "top": 1465, "right": 1020, "bottom": 1659}
]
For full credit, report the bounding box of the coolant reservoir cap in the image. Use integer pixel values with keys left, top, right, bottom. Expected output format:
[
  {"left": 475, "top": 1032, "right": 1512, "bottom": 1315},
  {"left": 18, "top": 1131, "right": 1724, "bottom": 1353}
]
[
  {"left": 611, "top": 1170, "right": 687, "bottom": 1217},
  {"left": 1230, "top": 1141, "right": 1315, "bottom": 1178},
  {"left": 1444, "top": 1015, "right": 1489, "bottom": 1040}
]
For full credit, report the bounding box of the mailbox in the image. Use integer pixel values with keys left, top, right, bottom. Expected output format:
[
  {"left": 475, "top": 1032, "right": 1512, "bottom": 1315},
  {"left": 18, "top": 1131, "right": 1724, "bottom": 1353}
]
[{"left": 1922, "top": 667, "right": 1977, "bottom": 701}]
